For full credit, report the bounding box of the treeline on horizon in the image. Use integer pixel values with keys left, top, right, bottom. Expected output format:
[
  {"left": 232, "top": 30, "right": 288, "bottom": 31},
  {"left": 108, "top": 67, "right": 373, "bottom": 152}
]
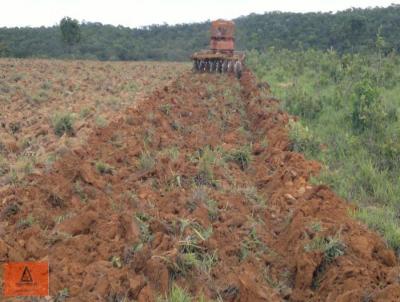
[{"left": 0, "top": 5, "right": 400, "bottom": 61}]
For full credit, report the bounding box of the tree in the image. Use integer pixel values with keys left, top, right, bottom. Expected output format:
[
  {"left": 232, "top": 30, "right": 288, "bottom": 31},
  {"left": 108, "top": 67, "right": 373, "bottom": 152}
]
[
  {"left": 0, "top": 42, "right": 9, "bottom": 57},
  {"left": 60, "top": 17, "right": 81, "bottom": 50}
]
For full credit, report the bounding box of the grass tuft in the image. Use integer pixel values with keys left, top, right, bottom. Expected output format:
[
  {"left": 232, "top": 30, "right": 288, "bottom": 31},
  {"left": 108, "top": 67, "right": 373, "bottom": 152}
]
[{"left": 52, "top": 113, "right": 74, "bottom": 136}]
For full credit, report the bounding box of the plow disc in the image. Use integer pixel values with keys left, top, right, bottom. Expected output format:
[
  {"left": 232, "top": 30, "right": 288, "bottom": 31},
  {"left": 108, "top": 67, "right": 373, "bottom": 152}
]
[{"left": 193, "top": 58, "right": 243, "bottom": 78}]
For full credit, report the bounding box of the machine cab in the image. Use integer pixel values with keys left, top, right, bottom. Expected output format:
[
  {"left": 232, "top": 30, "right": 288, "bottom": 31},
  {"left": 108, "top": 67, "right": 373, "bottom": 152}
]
[{"left": 210, "top": 20, "right": 235, "bottom": 54}]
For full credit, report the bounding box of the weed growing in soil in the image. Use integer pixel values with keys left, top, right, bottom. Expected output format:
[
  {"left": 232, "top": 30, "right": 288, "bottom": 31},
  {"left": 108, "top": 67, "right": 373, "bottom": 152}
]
[
  {"left": 54, "top": 213, "right": 74, "bottom": 224},
  {"left": 54, "top": 288, "right": 69, "bottom": 302},
  {"left": 305, "top": 234, "right": 346, "bottom": 263},
  {"left": 95, "top": 115, "right": 108, "bottom": 128},
  {"left": 95, "top": 161, "right": 114, "bottom": 175},
  {"left": 135, "top": 212, "right": 153, "bottom": 243},
  {"left": 157, "top": 284, "right": 193, "bottom": 302},
  {"left": 160, "top": 146, "right": 180, "bottom": 162},
  {"left": 240, "top": 227, "right": 268, "bottom": 261},
  {"left": 139, "top": 151, "right": 155, "bottom": 171},
  {"left": 171, "top": 120, "right": 182, "bottom": 131},
  {"left": 263, "top": 266, "right": 284, "bottom": 291},
  {"left": 192, "top": 147, "right": 224, "bottom": 186},
  {"left": 260, "top": 137, "right": 269, "bottom": 149},
  {"left": 52, "top": 113, "right": 74, "bottom": 136},
  {"left": 187, "top": 187, "right": 208, "bottom": 212},
  {"left": 6, "top": 169, "right": 19, "bottom": 185},
  {"left": 237, "top": 186, "right": 266, "bottom": 207},
  {"left": 229, "top": 145, "right": 252, "bottom": 170},
  {"left": 73, "top": 181, "right": 88, "bottom": 202},
  {"left": 159, "top": 103, "right": 172, "bottom": 115},
  {"left": 79, "top": 107, "right": 91, "bottom": 118},
  {"left": 17, "top": 214, "right": 35, "bottom": 229},
  {"left": 9, "top": 121, "right": 21, "bottom": 134},
  {"left": 15, "top": 156, "right": 34, "bottom": 175},
  {"left": 168, "top": 220, "right": 217, "bottom": 277},
  {"left": 123, "top": 190, "right": 140, "bottom": 208},
  {"left": 205, "top": 199, "right": 219, "bottom": 222},
  {"left": 309, "top": 221, "right": 324, "bottom": 233},
  {"left": 0, "top": 155, "right": 10, "bottom": 176},
  {"left": 0, "top": 203, "right": 19, "bottom": 219}
]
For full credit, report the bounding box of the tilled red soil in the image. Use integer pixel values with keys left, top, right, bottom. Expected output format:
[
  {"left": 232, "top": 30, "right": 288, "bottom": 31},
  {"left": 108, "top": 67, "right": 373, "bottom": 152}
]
[{"left": 0, "top": 70, "right": 399, "bottom": 301}]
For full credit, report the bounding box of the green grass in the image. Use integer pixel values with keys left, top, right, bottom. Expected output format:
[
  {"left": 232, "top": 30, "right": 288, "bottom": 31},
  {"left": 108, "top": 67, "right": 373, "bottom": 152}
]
[
  {"left": 139, "top": 151, "right": 156, "bottom": 171},
  {"left": 229, "top": 145, "right": 252, "bottom": 170},
  {"left": 353, "top": 207, "right": 400, "bottom": 251},
  {"left": 52, "top": 112, "right": 74, "bottom": 136},
  {"left": 95, "top": 161, "right": 114, "bottom": 174},
  {"left": 135, "top": 212, "right": 153, "bottom": 243},
  {"left": 247, "top": 47, "right": 400, "bottom": 253},
  {"left": 304, "top": 235, "right": 346, "bottom": 263},
  {"left": 95, "top": 115, "right": 108, "bottom": 128},
  {"left": 157, "top": 284, "right": 212, "bottom": 302}
]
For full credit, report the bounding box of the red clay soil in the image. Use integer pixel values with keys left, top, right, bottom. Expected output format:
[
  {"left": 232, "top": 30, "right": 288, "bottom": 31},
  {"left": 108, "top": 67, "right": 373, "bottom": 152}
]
[{"left": 0, "top": 69, "right": 399, "bottom": 301}]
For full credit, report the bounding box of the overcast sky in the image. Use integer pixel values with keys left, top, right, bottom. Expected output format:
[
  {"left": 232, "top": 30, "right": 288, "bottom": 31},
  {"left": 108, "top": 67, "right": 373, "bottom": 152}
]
[{"left": 1, "top": 0, "right": 399, "bottom": 28}]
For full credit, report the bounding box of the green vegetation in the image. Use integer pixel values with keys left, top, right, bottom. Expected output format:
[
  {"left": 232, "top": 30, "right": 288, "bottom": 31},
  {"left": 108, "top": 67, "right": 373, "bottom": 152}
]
[
  {"left": 60, "top": 17, "right": 81, "bottom": 49},
  {"left": 95, "top": 161, "right": 114, "bottom": 175},
  {"left": 247, "top": 44, "right": 400, "bottom": 252},
  {"left": 229, "top": 145, "right": 252, "bottom": 170},
  {"left": 1, "top": 5, "right": 400, "bottom": 60},
  {"left": 165, "top": 219, "right": 216, "bottom": 278},
  {"left": 139, "top": 151, "right": 156, "bottom": 171},
  {"left": 240, "top": 227, "right": 268, "bottom": 261},
  {"left": 193, "top": 147, "right": 221, "bottom": 186},
  {"left": 135, "top": 212, "right": 153, "bottom": 243},
  {"left": 54, "top": 288, "right": 70, "bottom": 302},
  {"left": 94, "top": 115, "right": 108, "bottom": 128},
  {"left": 157, "top": 284, "right": 210, "bottom": 302},
  {"left": 304, "top": 235, "right": 346, "bottom": 263},
  {"left": 52, "top": 113, "right": 74, "bottom": 136},
  {"left": 17, "top": 214, "right": 35, "bottom": 229}
]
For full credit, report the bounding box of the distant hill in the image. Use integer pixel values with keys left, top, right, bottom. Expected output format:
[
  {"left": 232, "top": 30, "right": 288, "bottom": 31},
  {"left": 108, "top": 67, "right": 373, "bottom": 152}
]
[{"left": 0, "top": 5, "right": 399, "bottom": 61}]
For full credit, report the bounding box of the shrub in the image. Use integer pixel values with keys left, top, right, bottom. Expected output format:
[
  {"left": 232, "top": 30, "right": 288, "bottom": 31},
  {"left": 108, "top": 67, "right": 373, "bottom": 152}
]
[
  {"left": 95, "top": 115, "right": 108, "bottom": 128},
  {"left": 194, "top": 147, "right": 217, "bottom": 186},
  {"left": 139, "top": 152, "right": 155, "bottom": 171},
  {"left": 229, "top": 145, "right": 252, "bottom": 170},
  {"left": 0, "top": 155, "right": 10, "bottom": 176},
  {"left": 285, "top": 86, "right": 323, "bottom": 120},
  {"left": 351, "top": 78, "right": 386, "bottom": 133},
  {"left": 288, "top": 120, "right": 320, "bottom": 156},
  {"left": 95, "top": 161, "right": 113, "bottom": 174},
  {"left": 52, "top": 113, "right": 74, "bottom": 136}
]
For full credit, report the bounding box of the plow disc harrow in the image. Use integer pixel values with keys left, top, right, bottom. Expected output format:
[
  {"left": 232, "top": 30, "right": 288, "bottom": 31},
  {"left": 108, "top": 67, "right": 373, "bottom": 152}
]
[
  {"left": 193, "top": 58, "right": 243, "bottom": 78},
  {"left": 191, "top": 19, "right": 245, "bottom": 79}
]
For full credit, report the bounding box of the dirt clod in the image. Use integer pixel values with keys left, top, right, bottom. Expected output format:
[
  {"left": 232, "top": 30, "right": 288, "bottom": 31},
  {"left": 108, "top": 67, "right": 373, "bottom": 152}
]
[{"left": 0, "top": 67, "right": 398, "bottom": 301}]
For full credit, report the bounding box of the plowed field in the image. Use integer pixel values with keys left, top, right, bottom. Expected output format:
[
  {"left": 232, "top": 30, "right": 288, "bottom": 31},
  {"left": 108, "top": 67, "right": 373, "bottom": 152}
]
[
  {"left": 0, "top": 61, "right": 399, "bottom": 301},
  {"left": 0, "top": 59, "right": 187, "bottom": 185}
]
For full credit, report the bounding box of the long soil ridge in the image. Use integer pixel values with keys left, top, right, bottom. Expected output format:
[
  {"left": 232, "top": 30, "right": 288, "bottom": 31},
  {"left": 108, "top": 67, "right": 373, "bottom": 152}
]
[{"left": 0, "top": 70, "right": 399, "bottom": 301}]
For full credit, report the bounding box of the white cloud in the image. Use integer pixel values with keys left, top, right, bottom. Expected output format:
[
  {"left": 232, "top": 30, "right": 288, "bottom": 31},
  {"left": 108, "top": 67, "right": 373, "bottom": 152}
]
[{"left": 0, "top": 0, "right": 399, "bottom": 27}]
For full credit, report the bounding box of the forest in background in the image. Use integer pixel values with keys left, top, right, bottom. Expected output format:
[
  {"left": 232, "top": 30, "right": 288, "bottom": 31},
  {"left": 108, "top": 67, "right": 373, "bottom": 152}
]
[{"left": 1, "top": 5, "right": 400, "bottom": 61}]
